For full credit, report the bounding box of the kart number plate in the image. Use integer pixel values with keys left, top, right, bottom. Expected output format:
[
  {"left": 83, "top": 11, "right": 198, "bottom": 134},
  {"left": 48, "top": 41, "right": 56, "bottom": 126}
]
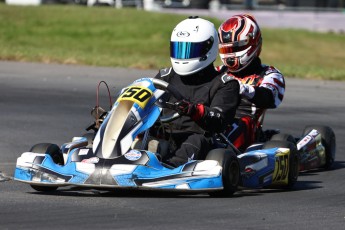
[
  {"left": 118, "top": 86, "right": 153, "bottom": 108},
  {"left": 272, "top": 149, "right": 289, "bottom": 185}
]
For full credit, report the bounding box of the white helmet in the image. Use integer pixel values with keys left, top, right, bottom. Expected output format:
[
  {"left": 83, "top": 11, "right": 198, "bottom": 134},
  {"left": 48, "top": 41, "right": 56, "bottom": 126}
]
[{"left": 170, "top": 16, "right": 219, "bottom": 76}]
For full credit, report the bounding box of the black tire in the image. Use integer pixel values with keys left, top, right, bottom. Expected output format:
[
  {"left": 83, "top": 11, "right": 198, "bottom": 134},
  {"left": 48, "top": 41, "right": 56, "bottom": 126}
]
[
  {"left": 302, "top": 125, "right": 336, "bottom": 169},
  {"left": 206, "top": 148, "right": 240, "bottom": 197},
  {"left": 271, "top": 133, "right": 297, "bottom": 144},
  {"left": 263, "top": 140, "right": 299, "bottom": 189},
  {"left": 29, "top": 143, "right": 64, "bottom": 192}
]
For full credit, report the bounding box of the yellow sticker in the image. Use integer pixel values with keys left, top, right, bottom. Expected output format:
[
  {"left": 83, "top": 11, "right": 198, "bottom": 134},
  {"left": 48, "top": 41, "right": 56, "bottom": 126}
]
[
  {"left": 117, "top": 86, "right": 153, "bottom": 108},
  {"left": 272, "top": 148, "right": 290, "bottom": 185}
]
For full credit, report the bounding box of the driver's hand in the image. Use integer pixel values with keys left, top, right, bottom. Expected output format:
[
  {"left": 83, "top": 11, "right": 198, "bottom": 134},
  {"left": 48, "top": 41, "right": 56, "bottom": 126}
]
[
  {"left": 174, "top": 100, "right": 204, "bottom": 121},
  {"left": 174, "top": 99, "right": 195, "bottom": 116}
]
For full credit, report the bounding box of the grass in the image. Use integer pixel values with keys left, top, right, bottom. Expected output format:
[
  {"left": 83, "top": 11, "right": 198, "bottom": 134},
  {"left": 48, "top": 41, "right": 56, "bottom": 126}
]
[
  {"left": 262, "top": 29, "right": 345, "bottom": 80},
  {"left": 0, "top": 3, "right": 344, "bottom": 80}
]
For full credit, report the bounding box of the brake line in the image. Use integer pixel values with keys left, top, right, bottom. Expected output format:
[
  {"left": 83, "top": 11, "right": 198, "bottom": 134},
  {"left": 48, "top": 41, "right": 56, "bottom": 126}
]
[{"left": 95, "top": 81, "right": 112, "bottom": 127}]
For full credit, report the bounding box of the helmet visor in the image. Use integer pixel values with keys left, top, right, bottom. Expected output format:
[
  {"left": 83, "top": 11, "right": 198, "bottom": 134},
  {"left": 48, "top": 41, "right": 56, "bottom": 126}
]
[
  {"left": 218, "top": 40, "right": 249, "bottom": 55},
  {"left": 170, "top": 37, "right": 213, "bottom": 59}
]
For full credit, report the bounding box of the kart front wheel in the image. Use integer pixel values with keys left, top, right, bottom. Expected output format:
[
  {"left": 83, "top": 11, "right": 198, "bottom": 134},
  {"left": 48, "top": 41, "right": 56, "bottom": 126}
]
[
  {"left": 302, "top": 125, "right": 336, "bottom": 170},
  {"left": 29, "top": 143, "right": 64, "bottom": 192},
  {"left": 206, "top": 148, "right": 240, "bottom": 197},
  {"left": 263, "top": 140, "right": 300, "bottom": 189}
]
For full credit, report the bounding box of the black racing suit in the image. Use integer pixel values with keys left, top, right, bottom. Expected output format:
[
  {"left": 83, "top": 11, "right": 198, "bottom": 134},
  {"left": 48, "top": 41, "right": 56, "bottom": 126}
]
[{"left": 153, "top": 64, "right": 239, "bottom": 166}]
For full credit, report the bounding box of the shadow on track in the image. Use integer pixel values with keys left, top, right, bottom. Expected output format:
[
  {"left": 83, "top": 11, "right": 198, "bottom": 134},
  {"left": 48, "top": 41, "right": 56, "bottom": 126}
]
[
  {"left": 298, "top": 160, "right": 345, "bottom": 176},
  {"left": 27, "top": 179, "right": 322, "bottom": 199}
]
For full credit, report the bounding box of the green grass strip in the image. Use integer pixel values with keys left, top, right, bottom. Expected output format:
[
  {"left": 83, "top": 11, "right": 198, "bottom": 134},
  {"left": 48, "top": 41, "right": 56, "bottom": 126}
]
[{"left": 0, "top": 4, "right": 344, "bottom": 80}]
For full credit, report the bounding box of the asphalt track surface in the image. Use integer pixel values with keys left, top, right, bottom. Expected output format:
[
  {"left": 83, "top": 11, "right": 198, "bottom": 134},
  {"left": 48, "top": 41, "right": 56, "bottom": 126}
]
[{"left": 0, "top": 61, "right": 345, "bottom": 229}]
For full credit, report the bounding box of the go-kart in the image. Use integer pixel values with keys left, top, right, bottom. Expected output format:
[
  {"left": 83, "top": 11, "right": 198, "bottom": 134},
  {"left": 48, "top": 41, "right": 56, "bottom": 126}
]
[
  {"left": 271, "top": 127, "right": 336, "bottom": 172},
  {"left": 245, "top": 112, "right": 336, "bottom": 173},
  {"left": 13, "top": 78, "right": 300, "bottom": 196}
]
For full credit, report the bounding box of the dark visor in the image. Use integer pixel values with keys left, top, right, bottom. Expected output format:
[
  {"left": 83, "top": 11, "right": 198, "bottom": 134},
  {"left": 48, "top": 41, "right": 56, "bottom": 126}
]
[
  {"left": 219, "top": 43, "right": 246, "bottom": 54},
  {"left": 170, "top": 37, "right": 213, "bottom": 59}
]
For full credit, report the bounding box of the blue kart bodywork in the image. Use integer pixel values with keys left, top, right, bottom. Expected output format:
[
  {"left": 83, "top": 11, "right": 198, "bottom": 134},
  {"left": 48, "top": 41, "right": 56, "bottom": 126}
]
[
  {"left": 14, "top": 78, "right": 296, "bottom": 194},
  {"left": 15, "top": 146, "right": 224, "bottom": 191},
  {"left": 14, "top": 143, "right": 290, "bottom": 191}
]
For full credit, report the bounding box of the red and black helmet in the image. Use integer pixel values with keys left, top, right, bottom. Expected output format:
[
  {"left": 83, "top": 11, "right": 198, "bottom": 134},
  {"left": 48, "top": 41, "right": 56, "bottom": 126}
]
[{"left": 218, "top": 14, "right": 262, "bottom": 72}]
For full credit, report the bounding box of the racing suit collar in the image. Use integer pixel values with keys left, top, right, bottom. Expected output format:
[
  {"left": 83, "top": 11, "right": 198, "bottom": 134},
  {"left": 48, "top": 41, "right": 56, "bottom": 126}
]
[
  {"left": 235, "top": 57, "right": 263, "bottom": 78},
  {"left": 180, "top": 64, "right": 218, "bottom": 85}
]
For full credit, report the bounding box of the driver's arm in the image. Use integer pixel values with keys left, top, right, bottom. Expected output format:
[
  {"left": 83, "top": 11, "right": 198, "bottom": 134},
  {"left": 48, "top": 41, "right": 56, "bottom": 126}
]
[
  {"left": 243, "top": 70, "right": 285, "bottom": 109},
  {"left": 196, "top": 79, "right": 240, "bottom": 133}
]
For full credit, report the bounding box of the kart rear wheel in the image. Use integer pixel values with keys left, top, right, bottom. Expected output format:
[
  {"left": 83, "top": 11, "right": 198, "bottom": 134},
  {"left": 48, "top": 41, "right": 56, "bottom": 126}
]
[
  {"left": 29, "top": 143, "right": 64, "bottom": 192},
  {"left": 271, "top": 133, "right": 297, "bottom": 144},
  {"left": 206, "top": 148, "right": 240, "bottom": 197},
  {"left": 302, "top": 125, "right": 336, "bottom": 170},
  {"left": 263, "top": 140, "right": 299, "bottom": 189}
]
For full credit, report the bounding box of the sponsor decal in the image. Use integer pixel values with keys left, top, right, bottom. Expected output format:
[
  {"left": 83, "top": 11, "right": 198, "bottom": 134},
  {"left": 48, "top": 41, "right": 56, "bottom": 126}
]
[
  {"left": 237, "top": 74, "right": 262, "bottom": 86},
  {"left": 297, "top": 135, "right": 313, "bottom": 150},
  {"left": 133, "top": 77, "right": 149, "bottom": 83},
  {"left": 221, "top": 74, "right": 235, "bottom": 83},
  {"left": 82, "top": 157, "right": 99, "bottom": 164},
  {"left": 176, "top": 31, "right": 190, "bottom": 37},
  {"left": 78, "top": 149, "right": 89, "bottom": 156},
  {"left": 309, "top": 129, "right": 319, "bottom": 138},
  {"left": 124, "top": 150, "right": 142, "bottom": 161}
]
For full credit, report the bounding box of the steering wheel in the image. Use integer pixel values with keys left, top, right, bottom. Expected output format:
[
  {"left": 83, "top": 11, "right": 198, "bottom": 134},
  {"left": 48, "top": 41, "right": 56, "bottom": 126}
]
[{"left": 152, "top": 78, "right": 185, "bottom": 123}]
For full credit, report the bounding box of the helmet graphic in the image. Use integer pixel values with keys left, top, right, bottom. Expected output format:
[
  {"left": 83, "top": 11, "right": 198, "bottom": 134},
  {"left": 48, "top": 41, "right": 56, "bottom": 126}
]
[{"left": 218, "top": 14, "right": 262, "bottom": 72}]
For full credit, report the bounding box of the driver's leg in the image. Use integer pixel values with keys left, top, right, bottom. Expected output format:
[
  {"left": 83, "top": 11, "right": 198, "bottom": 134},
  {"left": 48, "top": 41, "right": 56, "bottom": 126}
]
[
  {"left": 225, "top": 116, "right": 255, "bottom": 152},
  {"left": 167, "top": 133, "right": 212, "bottom": 167}
]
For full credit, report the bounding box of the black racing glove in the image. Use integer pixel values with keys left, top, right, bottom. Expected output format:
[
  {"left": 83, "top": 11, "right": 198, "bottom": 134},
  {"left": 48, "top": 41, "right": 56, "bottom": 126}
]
[
  {"left": 174, "top": 99, "right": 195, "bottom": 116},
  {"left": 174, "top": 99, "right": 205, "bottom": 121}
]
